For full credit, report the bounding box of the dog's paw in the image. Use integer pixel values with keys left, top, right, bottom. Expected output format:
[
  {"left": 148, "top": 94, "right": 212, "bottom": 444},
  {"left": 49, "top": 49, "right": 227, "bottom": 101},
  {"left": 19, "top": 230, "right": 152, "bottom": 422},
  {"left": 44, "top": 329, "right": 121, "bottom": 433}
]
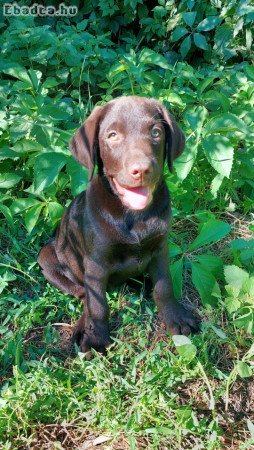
[
  {"left": 163, "top": 302, "right": 200, "bottom": 336},
  {"left": 73, "top": 316, "right": 111, "bottom": 357}
]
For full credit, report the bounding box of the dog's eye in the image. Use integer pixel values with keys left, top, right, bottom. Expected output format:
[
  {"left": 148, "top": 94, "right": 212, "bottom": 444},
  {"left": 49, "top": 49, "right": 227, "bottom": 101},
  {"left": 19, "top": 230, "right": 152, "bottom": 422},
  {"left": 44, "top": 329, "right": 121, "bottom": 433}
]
[
  {"left": 108, "top": 131, "right": 117, "bottom": 139},
  {"left": 151, "top": 127, "right": 161, "bottom": 139}
]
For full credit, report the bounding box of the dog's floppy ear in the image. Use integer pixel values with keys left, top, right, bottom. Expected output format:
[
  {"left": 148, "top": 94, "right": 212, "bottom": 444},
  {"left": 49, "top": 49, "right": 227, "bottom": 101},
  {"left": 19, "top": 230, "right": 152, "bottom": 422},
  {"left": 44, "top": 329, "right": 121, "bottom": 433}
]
[
  {"left": 160, "top": 105, "right": 185, "bottom": 173},
  {"left": 69, "top": 105, "right": 105, "bottom": 180}
]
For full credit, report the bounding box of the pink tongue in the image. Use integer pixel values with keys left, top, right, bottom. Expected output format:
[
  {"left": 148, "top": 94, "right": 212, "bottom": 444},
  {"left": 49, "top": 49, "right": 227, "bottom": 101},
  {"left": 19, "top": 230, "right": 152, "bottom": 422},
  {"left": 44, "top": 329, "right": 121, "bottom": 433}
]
[{"left": 121, "top": 186, "right": 150, "bottom": 210}]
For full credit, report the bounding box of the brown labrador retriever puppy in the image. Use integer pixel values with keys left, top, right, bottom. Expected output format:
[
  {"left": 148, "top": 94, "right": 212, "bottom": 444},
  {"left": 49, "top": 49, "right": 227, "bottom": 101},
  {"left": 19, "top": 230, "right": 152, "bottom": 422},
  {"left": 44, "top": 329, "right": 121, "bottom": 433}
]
[{"left": 38, "top": 96, "right": 198, "bottom": 353}]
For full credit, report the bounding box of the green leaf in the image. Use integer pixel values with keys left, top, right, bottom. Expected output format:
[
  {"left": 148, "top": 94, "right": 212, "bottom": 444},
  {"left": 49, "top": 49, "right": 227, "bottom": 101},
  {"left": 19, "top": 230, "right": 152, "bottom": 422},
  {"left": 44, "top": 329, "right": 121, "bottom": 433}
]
[
  {"left": 209, "top": 324, "right": 227, "bottom": 340},
  {"left": 214, "top": 24, "right": 233, "bottom": 55},
  {"left": 66, "top": 157, "right": 89, "bottom": 196},
  {"left": 47, "top": 202, "right": 64, "bottom": 226},
  {"left": 39, "top": 105, "right": 70, "bottom": 121},
  {"left": 180, "top": 35, "right": 192, "bottom": 59},
  {"left": 237, "top": 362, "right": 252, "bottom": 378},
  {"left": 11, "top": 198, "right": 40, "bottom": 215},
  {"left": 225, "top": 296, "right": 241, "bottom": 314},
  {"left": 171, "top": 27, "right": 189, "bottom": 43},
  {"left": 202, "top": 135, "right": 234, "bottom": 178},
  {"left": 245, "top": 65, "right": 254, "bottom": 81},
  {"left": 210, "top": 173, "right": 224, "bottom": 199},
  {"left": 170, "top": 258, "right": 183, "bottom": 299},
  {"left": 224, "top": 265, "right": 249, "bottom": 292},
  {"left": 0, "top": 62, "right": 32, "bottom": 85},
  {"left": 174, "top": 134, "right": 198, "bottom": 181},
  {"left": 195, "top": 254, "right": 223, "bottom": 276},
  {"left": 203, "top": 113, "right": 248, "bottom": 136},
  {"left": 34, "top": 152, "right": 67, "bottom": 193},
  {"left": 169, "top": 242, "right": 182, "bottom": 258},
  {"left": 24, "top": 203, "right": 44, "bottom": 233},
  {"left": 185, "top": 106, "right": 208, "bottom": 135},
  {"left": 159, "top": 92, "right": 185, "bottom": 107},
  {"left": 139, "top": 49, "right": 170, "bottom": 69},
  {"left": 0, "top": 147, "right": 20, "bottom": 160},
  {"left": 183, "top": 12, "right": 197, "bottom": 27},
  {"left": 172, "top": 335, "right": 197, "bottom": 361},
  {"left": 191, "top": 262, "right": 219, "bottom": 306},
  {"left": 188, "top": 219, "right": 231, "bottom": 251},
  {"left": 196, "top": 16, "right": 221, "bottom": 32},
  {"left": 203, "top": 91, "right": 230, "bottom": 112},
  {"left": 194, "top": 33, "right": 209, "bottom": 50},
  {"left": 0, "top": 173, "right": 22, "bottom": 189}
]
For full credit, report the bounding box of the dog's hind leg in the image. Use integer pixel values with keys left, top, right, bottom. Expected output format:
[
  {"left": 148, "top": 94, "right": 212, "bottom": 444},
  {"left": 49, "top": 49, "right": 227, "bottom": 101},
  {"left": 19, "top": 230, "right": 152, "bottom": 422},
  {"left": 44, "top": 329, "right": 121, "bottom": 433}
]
[{"left": 37, "top": 242, "right": 86, "bottom": 300}]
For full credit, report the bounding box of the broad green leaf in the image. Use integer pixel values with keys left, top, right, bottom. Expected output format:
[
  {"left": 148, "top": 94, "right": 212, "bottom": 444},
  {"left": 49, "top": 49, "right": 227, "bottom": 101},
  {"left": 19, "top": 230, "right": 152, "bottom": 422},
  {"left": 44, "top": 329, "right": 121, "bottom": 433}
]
[
  {"left": 203, "top": 91, "right": 230, "bottom": 112},
  {"left": 197, "top": 77, "right": 215, "bottom": 96},
  {"left": 11, "top": 198, "right": 40, "bottom": 215},
  {"left": 237, "top": 362, "right": 252, "bottom": 378},
  {"left": 225, "top": 296, "right": 241, "bottom": 314},
  {"left": 13, "top": 139, "right": 44, "bottom": 153},
  {"left": 196, "top": 16, "right": 221, "bottom": 32},
  {"left": 203, "top": 113, "right": 248, "bottom": 136},
  {"left": 34, "top": 152, "right": 67, "bottom": 193},
  {"left": 159, "top": 92, "right": 185, "bottom": 107},
  {"left": 194, "top": 33, "right": 209, "bottom": 50},
  {"left": 24, "top": 203, "right": 44, "bottom": 233},
  {"left": 0, "top": 62, "right": 32, "bottom": 85},
  {"left": 191, "top": 262, "right": 218, "bottom": 305},
  {"left": 172, "top": 335, "right": 197, "bottom": 361},
  {"left": 174, "top": 134, "right": 198, "bottom": 181},
  {"left": 224, "top": 265, "right": 249, "bottom": 292},
  {"left": 214, "top": 24, "right": 233, "bottom": 55},
  {"left": 39, "top": 105, "right": 70, "bottom": 121},
  {"left": 47, "top": 202, "right": 64, "bottom": 226},
  {"left": 211, "top": 173, "right": 224, "bottom": 199},
  {"left": 243, "top": 277, "right": 254, "bottom": 298},
  {"left": 171, "top": 27, "right": 189, "bottom": 43},
  {"left": 185, "top": 106, "right": 208, "bottom": 135},
  {"left": 180, "top": 35, "right": 192, "bottom": 59},
  {"left": 188, "top": 219, "right": 231, "bottom": 251},
  {"left": 66, "top": 157, "right": 89, "bottom": 196},
  {"left": 183, "top": 12, "right": 197, "bottom": 27},
  {"left": 195, "top": 254, "right": 223, "bottom": 276},
  {"left": 139, "top": 49, "right": 170, "bottom": 69},
  {"left": 169, "top": 242, "right": 182, "bottom": 258},
  {"left": 170, "top": 258, "right": 183, "bottom": 299},
  {"left": 202, "top": 135, "right": 234, "bottom": 178},
  {"left": 245, "top": 65, "right": 254, "bottom": 80},
  {"left": 0, "top": 147, "right": 20, "bottom": 160},
  {"left": 0, "top": 173, "right": 22, "bottom": 189},
  {"left": 42, "top": 77, "right": 61, "bottom": 89}
]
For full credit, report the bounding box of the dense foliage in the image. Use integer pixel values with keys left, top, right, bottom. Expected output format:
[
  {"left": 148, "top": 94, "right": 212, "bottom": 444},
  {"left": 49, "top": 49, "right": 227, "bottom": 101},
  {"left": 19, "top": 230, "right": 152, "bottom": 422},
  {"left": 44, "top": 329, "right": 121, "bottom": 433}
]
[{"left": 0, "top": 1, "right": 253, "bottom": 449}]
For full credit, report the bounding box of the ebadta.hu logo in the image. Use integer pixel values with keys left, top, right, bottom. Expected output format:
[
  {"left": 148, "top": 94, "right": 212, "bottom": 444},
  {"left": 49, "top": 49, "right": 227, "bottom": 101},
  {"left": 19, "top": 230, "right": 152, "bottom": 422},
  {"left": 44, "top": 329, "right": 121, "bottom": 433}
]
[{"left": 3, "top": 2, "right": 78, "bottom": 17}]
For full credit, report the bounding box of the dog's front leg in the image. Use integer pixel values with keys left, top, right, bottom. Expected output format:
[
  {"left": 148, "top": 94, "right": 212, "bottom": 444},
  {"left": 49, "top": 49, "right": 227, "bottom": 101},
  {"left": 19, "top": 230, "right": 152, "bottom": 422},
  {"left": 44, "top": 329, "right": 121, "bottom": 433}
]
[
  {"left": 73, "top": 259, "right": 110, "bottom": 355},
  {"left": 149, "top": 244, "right": 199, "bottom": 336}
]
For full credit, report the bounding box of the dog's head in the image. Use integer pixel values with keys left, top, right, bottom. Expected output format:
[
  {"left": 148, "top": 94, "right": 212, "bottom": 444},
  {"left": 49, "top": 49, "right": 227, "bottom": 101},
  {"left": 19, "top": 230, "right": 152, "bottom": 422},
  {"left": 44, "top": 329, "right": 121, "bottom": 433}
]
[{"left": 70, "top": 96, "right": 185, "bottom": 211}]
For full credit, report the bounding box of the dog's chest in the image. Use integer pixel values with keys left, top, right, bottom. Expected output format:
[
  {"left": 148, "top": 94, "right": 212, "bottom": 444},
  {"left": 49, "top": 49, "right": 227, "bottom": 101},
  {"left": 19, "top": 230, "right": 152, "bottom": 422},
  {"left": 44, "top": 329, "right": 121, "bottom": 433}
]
[{"left": 107, "top": 215, "right": 168, "bottom": 278}]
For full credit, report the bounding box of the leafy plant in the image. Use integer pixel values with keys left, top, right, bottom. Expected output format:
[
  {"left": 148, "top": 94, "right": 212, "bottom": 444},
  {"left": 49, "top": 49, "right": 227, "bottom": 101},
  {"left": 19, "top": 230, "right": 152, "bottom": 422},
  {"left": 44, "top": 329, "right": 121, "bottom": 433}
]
[{"left": 223, "top": 265, "right": 254, "bottom": 334}]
